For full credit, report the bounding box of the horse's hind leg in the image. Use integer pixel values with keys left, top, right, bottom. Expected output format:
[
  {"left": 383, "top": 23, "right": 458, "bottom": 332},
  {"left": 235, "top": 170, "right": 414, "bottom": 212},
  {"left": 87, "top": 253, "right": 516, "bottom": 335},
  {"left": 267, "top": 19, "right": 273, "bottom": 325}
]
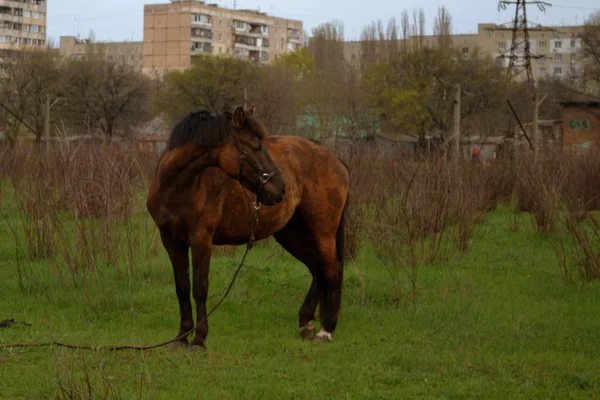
[
  {"left": 274, "top": 217, "right": 322, "bottom": 341},
  {"left": 311, "top": 232, "right": 343, "bottom": 343},
  {"left": 160, "top": 228, "right": 193, "bottom": 349},
  {"left": 188, "top": 231, "right": 213, "bottom": 351}
]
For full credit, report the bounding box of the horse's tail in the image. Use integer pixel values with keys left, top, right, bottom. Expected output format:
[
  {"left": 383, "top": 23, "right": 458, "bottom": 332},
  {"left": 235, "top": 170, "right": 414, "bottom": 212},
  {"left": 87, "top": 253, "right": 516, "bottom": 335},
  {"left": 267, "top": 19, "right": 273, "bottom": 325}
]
[
  {"left": 336, "top": 157, "right": 350, "bottom": 267},
  {"left": 336, "top": 189, "right": 348, "bottom": 267}
]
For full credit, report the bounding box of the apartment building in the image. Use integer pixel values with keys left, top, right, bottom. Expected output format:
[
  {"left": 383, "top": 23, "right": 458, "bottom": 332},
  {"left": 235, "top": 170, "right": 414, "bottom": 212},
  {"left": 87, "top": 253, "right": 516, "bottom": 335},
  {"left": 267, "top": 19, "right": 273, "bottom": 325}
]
[
  {"left": 0, "top": 0, "right": 47, "bottom": 66},
  {"left": 344, "top": 23, "right": 585, "bottom": 83},
  {"left": 59, "top": 36, "right": 144, "bottom": 73},
  {"left": 143, "top": 0, "right": 304, "bottom": 75}
]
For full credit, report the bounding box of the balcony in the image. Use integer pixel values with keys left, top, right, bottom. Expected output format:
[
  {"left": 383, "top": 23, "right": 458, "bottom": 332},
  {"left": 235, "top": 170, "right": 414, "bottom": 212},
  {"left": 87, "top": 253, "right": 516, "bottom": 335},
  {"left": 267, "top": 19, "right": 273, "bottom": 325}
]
[
  {"left": 234, "top": 35, "right": 258, "bottom": 49},
  {"left": 191, "top": 13, "right": 212, "bottom": 28},
  {"left": 246, "top": 24, "right": 269, "bottom": 38},
  {"left": 0, "top": 13, "right": 23, "bottom": 24},
  {"left": 0, "top": 1, "right": 44, "bottom": 11},
  {"left": 191, "top": 42, "right": 212, "bottom": 55},
  {"left": 287, "top": 42, "right": 302, "bottom": 52},
  {"left": 191, "top": 27, "right": 212, "bottom": 40},
  {"left": 287, "top": 28, "right": 301, "bottom": 42}
]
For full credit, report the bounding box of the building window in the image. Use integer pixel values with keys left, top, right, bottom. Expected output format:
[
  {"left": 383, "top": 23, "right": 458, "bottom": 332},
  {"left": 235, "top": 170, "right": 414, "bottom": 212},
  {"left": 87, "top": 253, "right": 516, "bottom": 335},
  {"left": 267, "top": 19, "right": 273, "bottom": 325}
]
[
  {"left": 555, "top": 40, "right": 562, "bottom": 48},
  {"left": 192, "top": 14, "right": 210, "bottom": 24},
  {"left": 274, "top": 42, "right": 278, "bottom": 49},
  {"left": 539, "top": 67, "right": 546, "bottom": 75},
  {"left": 218, "top": 33, "right": 222, "bottom": 41},
  {"left": 570, "top": 67, "right": 576, "bottom": 75},
  {"left": 571, "top": 53, "right": 576, "bottom": 62},
  {"left": 570, "top": 39, "right": 576, "bottom": 48},
  {"left": 498, "top": 42, "right": 505, "bottom": 50},
  {"left": 538, "top": 56, "right": 546, "bottom": 64},
  {"left": 555, "top": 54, "right": 562, "bottom": 61},
  {"left": 539, "top": 41, "right": 546, "bottom": 49},
  {"left": 554, "top": 67, "right": 562, "bottom": 75},
  {"left": 462, "top": 47, "right": 469, "bottom": 56}
]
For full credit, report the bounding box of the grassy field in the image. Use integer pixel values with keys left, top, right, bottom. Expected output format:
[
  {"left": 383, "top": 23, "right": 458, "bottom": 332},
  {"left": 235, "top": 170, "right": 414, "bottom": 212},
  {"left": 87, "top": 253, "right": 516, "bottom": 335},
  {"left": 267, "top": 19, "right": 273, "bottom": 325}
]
[{"left": 2, "top": 191, "right": 600, "bottom": 399}]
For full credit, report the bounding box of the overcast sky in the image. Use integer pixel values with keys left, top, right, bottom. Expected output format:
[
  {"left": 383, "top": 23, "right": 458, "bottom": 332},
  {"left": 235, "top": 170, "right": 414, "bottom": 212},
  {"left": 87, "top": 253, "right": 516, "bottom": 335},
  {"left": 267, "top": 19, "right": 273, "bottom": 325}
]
[{"left": 47, "top": 0, "right": 600, "bottom": 45}]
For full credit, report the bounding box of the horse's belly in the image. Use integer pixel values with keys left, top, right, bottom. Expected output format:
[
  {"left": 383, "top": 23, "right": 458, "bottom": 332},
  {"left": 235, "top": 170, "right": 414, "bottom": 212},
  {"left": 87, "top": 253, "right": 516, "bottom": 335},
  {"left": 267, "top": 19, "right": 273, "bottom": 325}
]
[{"left": 212, "top": 196, "right": 295, "bottom": 245}]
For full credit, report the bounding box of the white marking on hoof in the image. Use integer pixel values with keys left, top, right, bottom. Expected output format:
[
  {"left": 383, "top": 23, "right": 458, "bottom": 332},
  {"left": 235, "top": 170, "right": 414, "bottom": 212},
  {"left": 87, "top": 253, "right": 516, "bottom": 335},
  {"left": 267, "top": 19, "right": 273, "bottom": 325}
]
[{"left": 316, "top": 329, "right": 332, "bottom": 341}]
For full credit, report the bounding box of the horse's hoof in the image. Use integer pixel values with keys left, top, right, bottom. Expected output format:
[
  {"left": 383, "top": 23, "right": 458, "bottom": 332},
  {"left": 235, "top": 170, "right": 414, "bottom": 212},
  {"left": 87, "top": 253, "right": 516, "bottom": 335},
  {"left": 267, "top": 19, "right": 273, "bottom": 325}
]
[
  {"left": 299, "top": 323, "right": 315, "bottom": 341},
  {"left": 312, "top": 331, "right": 333, "bottom": 343},
  {"left": 168, "top": 340, "right": 188, "bottom": 350},
  {"left": 186, "top": 344, "right": 206, "bottom": 353}
]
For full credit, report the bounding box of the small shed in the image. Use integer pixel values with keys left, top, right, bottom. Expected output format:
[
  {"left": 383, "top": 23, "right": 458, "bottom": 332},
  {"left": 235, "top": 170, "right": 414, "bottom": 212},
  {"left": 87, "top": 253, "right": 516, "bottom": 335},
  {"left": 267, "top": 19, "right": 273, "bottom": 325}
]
[
  {"left": 560, "top": 101, "right": 600, "bottom": 154},
  {"left": 138, "top": 135, "right": 167, "bottom": 156}
]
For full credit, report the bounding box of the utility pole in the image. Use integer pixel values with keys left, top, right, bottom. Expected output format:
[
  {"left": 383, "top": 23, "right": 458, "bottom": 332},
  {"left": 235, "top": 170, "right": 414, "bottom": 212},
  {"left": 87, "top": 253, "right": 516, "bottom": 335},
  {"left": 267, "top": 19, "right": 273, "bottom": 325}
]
[
  {"left": 532, "top": 91, "right": 548, "bottom": 162},
  {"left": 496, "top": 0, "right": 555, "bottom": 84},
  {"left": 44, "top": 95, "right": 61, "bottom": 153},
  {"left": 44, "top": 94, "right": 50, "bottom": 153},
  {"left": 453, "top": 83, "right": 461, "bottom": 161}
]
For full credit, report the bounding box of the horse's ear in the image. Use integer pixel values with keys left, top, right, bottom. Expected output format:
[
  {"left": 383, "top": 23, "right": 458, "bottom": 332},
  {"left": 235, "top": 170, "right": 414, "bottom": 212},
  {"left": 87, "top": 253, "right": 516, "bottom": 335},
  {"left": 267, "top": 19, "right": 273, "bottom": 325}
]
[
  {"left": 248, "top": 104, "right": 256, "bottom": 115},
  {"left": 232, "top": 106, "right": 246, "bottom": 129}
]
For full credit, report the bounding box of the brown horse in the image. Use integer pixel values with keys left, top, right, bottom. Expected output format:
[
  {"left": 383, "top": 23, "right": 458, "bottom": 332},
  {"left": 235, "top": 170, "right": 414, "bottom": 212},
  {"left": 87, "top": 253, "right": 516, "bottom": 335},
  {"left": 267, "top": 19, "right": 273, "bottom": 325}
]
[{"left": 146, "top": 105, "right": 350, "bottom": 351}]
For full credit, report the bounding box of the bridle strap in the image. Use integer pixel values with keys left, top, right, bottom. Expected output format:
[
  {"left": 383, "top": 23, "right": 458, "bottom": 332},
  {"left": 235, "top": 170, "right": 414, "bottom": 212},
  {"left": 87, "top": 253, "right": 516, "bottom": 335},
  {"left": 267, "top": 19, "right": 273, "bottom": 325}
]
[{"left": 231, "top": 130, "right": 279, "bottom": 208}]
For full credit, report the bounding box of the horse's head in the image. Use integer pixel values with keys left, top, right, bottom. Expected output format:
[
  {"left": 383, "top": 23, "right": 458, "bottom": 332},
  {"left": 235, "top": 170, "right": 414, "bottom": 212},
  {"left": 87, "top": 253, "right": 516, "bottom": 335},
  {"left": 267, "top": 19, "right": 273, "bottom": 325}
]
[{"left": 218, "top": 105, "right": 286, "bottom": 206}]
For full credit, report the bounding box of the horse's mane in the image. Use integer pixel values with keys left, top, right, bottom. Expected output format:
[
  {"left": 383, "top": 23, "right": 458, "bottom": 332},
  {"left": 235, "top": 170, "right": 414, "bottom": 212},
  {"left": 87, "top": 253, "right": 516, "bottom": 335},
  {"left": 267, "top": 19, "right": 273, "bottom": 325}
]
[
  {"left": 166, "top": 109, "right": 269, "bottom": 152},
  {"left": 167, "top": 111, "right": 234, "bottom": 151}
]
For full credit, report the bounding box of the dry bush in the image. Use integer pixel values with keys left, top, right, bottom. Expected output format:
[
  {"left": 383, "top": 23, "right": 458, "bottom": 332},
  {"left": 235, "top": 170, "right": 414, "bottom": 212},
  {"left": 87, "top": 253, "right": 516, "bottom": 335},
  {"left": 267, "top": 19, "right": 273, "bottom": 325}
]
[
  {"left": 551, "top": 211, "right": 600, "bottom": 284},
  {"left": 365, "top": 156, "right": 452, "bottom": 306},
  {"left": 561, "top": 151, "right": 600, "bottom": 216},
  {"left": 340, "top": 145, "right": 380, "bottom": 261},
  {"left": 549, "top": 151, "right": 600, "bottom": 283},
  {"left": 449, "top": 160, "right": 517, "bottom": 251},
  {"left": 515, "top": 160, "right": 568, "bottom": 234},
  {"left": 52, "top": 353, "right": 155, "bottom": 400},
  {"left": 2, "top": 144, "right": 159, "bottom": 295}
]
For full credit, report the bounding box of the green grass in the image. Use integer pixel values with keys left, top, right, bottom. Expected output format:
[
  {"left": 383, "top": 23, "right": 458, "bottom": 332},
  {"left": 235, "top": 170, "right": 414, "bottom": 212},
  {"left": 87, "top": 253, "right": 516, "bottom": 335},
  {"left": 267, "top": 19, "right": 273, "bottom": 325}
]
[{"left": 1, "top": 199, "right": 600, "bottom": 399}]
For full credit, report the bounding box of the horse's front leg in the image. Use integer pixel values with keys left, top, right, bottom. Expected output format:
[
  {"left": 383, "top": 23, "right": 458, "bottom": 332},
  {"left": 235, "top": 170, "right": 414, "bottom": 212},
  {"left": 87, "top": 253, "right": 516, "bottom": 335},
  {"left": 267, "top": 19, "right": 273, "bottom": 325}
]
[
  {"left": 159, "top": 229, "right": 192, "bottom": 349},
  {"left": 188, "top": 231, "right": 213, "bottom": 352}
]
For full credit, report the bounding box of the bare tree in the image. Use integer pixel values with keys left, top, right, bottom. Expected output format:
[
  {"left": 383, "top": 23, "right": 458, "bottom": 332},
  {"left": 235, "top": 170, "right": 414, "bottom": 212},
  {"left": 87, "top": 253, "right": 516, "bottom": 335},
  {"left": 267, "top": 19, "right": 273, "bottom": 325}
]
[
  {"left": 0, "top": 50, "right": 60, "bottom": 145},
  {"left": 387, "top": 18, "right": 399, "bottom": 60},
  {"left": 579, "top": 11, "right": 600, "bottom": 99},
  {"left": 433, "top": 5, "right": 453, "bottom": 50},
  {"left": 401, "top": 10, "right": 410, "bottom": 53},
  {"left": 60, "top": 59, "right": 152, "bottom": 138}
]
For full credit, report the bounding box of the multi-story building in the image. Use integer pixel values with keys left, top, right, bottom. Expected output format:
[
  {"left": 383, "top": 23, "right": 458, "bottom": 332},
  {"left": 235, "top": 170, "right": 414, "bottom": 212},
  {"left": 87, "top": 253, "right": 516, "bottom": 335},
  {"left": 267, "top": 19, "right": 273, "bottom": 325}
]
[
  {"left": 0, "top": 0, "right": 47, "bottom": 67},
  {"left": 59, "top": 36, "right": 144, "bottom": 73},
  {"left": 143, "top": 0, "right": 303, "bottom": 76},
  {"left": 344, "top": 23, "right": 585, "bottom": 83}
]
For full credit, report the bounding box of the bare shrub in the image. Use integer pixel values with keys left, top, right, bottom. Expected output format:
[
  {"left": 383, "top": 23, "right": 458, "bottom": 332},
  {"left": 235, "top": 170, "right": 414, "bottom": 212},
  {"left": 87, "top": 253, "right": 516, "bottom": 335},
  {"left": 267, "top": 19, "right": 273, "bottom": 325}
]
[
  {"left": 515, "top": 161, "right": 567, "bottom": 234},
  {"left": 449, "top": 160, "right": 517, "bottom": 251},
  {"left": 3, "top": 143, "right": 159, "bottom": 294},
  {"left": 366, "top": 156, "right": 452, "bottom": 306},
  {"left": 549, "top": 151, "right": 600, "bottom": 283},
  {"left": 52, "top": 353, "right": 155, "bottom": 400},
  {"left": 551, "top": 211, "right": 600, "bottom": 284},
  {"left": 341, "top": 145, "right": 379, "bottom": 261},
  {"left": 561, "top": 151, "right": 600, "bottom": 216}
]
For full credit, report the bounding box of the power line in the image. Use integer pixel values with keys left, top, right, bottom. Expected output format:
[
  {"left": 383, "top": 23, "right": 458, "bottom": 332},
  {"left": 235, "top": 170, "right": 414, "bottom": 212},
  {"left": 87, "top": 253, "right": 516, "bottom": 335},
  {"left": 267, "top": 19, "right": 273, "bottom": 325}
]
[{"left": 552, "top": 3, "right": 600, "bottom": 11}]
